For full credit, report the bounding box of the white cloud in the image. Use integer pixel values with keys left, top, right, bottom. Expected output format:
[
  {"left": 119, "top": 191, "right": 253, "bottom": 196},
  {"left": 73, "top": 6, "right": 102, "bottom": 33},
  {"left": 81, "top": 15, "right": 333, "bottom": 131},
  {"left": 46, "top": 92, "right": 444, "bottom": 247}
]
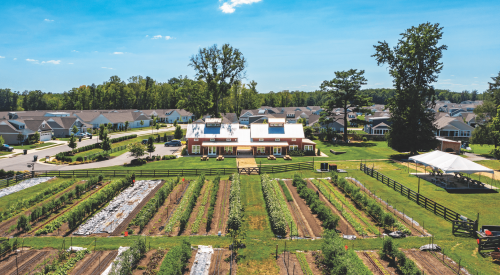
[
  {"left": 145, "top": 35, "right": 149, "bottom": 38},
  {"left": 219, "top": 0, "right": 262, "bottom": 13},
  {"left": 44, "top": 19, "right": 54, "bottom": 22},
  {"left": 113, "top": 52, "right": 124, "bottom": 54},
  {"left": 41, "top": 60, "right": 61, "bottom": 64},
  {"left": 13, "top": 58, "right": 17, "bottom": 60},
  {"left": 72, "top": 50, "right": 79, "bottom": 52},
  {"left": 474, "top": 77, "right": 478, "bottom": 78},
  {"left": 152, "top": 35, "right": 162, "bottom": 39},
  {"left": 165, "top": 36, "right": 173, "bottom": 40},
  {"left": 101, "top": 67, "right": 113, "bottom": 70},
  {"left": 0, "top": 56, "right": 4, "bottom": 58},
  {"left": 68, "top": 63, "right": 74, "bottom": 64},
  {"left": 450, "top": 75, "right": 454, "bottom": 76},
  {"left": 26, "top": 58, "right": 39, "bottom": 62}
]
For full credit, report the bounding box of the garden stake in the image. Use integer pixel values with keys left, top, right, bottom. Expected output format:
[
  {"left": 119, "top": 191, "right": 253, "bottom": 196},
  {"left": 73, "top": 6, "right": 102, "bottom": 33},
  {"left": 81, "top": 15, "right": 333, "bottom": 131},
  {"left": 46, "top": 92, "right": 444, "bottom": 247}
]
[{"left": 276, "top": 245, "right": 278, "bottom": 260}]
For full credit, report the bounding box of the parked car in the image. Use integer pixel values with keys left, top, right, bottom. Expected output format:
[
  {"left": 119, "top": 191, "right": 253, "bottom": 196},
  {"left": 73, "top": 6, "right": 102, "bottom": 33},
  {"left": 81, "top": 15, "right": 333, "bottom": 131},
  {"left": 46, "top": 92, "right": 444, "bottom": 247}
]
[
  {"left": 164, "top": 140, "right": 182, "bottom": 147},
  {"left": 141, "top": 139, "right": 148, "bottom": 144},
  {"left": 1, "top": 144, "right": 14, "bottom": 152},
  {"left": 75, "top": 132, "right": 90, "bottom": 138}
]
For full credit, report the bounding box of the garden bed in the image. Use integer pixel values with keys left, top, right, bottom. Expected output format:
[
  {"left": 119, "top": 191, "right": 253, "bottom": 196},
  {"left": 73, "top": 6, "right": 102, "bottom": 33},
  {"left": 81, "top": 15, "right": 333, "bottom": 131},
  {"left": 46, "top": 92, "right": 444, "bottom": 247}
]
[{"left": 208, "top": 179, "right": 231, "bottom": 235}]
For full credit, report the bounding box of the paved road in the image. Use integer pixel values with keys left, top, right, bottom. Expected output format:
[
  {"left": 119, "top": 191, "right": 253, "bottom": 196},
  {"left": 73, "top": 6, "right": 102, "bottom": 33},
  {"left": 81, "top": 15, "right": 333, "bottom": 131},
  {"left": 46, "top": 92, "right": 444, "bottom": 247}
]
[
  {"left": 0, "top": 126, "right": 186, "bottom": 171},
  {"left": 35, "top": 144, "right": 183, "bottom": 171}
]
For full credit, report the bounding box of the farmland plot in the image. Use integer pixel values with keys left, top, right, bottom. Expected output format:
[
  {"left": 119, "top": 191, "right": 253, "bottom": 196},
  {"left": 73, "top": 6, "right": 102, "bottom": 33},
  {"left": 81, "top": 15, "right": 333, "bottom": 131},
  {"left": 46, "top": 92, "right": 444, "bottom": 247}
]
[
  {"left": 0, "top": 177, "right": 55, "bottom": 198},
  {"left": 261, "top": 174, "right": 296, "bottom": 237},
  {"left": 208, "top": 179, "right": 231, "bottom": 235},
  {"left": 74, "top": 179, "right": 163, "bottom": 235}
]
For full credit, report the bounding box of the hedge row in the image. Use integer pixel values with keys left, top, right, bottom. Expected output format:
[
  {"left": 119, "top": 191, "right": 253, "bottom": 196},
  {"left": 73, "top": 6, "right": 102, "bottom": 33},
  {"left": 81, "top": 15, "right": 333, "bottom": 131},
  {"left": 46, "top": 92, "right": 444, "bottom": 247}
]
[
  {"left": 179, "top": 174, "right": 206, "bottom": 233},
  {"left": 332, "top": 173, "right": 411, "bottom": 235},
  {"left": 0, "top": 178, "right": 77, "bottom": 223},
  {"left": 56, "top": 134, "right": 137, "bottom": 159},
  {"left": 205, "top": 175, "right": 221, "bottom": 231},
  {"left": 381, "top": 238, "right": 421, "bottom": 275},
  {"left": 261, "top": 174, "right": 288, "bottom": 236},
  {"left": 158, "top": 240, "right": 192, "bottom": 275},
  {"left": 130, "top": 179, "right": 177, "bottom": 231},
  {"left": 292, "top": 174, "right": 339, "bottom": 230},
  {"left": 35, "top": 174, "right": 134, "bottom": 235},
  {"left": 227, "top": 174, "right": 242, "bottom": 231}
]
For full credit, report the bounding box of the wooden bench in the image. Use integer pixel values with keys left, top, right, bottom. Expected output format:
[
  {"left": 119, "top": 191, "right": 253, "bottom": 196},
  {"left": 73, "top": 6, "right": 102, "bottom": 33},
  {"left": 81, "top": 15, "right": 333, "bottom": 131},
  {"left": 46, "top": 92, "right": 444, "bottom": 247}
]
[{"left": 329, "top": 149, "right": 346, "bottom": 155}]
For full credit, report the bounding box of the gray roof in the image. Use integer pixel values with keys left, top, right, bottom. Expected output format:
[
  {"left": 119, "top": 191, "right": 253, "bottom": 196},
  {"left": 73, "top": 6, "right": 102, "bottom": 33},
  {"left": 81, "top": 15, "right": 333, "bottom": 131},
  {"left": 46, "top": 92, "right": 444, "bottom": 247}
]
[{"left": 24, "top": 120, "right": 52, "bottom": 132}]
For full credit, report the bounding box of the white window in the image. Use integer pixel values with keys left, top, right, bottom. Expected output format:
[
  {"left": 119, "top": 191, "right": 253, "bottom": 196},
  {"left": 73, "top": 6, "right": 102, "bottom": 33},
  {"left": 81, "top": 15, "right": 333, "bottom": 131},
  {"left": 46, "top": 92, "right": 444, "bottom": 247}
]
[
  {"left": 226, "top": 138, "right": 232, "bottom": 141},
  {"left": 304, "top": 145, "right": 313, "bottom": 151},
  {"left": 257, "top": 147, "right": 265, "bottom": 153},
  {"left": 275, "top": 138, "right": 280, "bottom": 142},
  {"left": 192, "top": 145, "right": 200, "bottom": 154},
  {"left": 210, "top": 138, "right": 215, "bottom": 141},
  {"left": 290, "top": 145, "right": 298, "bottom": 151},
  {"left": 292, "top": 138, "right": 296, "bottom": 141},
  {"left": 224, "top": 146, "right": 233, "bottom": 152},
  {"left": 259, "top": 138, "right": 264, "bottom": 141},
  {"left": 194, "top": 138, "right": 199, "bottom": 141}
]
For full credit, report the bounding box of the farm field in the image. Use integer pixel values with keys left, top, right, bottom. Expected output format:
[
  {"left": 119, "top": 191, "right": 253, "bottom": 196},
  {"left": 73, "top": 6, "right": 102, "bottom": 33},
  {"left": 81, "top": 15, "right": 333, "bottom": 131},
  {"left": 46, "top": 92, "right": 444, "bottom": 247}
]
[{"left": 1, "top": 165, "right": 499, "bottom": 274}]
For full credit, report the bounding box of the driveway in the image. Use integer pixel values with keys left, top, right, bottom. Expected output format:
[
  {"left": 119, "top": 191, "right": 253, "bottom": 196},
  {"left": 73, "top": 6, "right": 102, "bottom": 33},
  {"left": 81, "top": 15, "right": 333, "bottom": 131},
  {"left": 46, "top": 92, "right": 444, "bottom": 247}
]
[
  {"left": 34, "top": 144, "right": 183, "bottom": 171},
  {"left": 0, "top": 126, "right": 184, "bottom": 171}
]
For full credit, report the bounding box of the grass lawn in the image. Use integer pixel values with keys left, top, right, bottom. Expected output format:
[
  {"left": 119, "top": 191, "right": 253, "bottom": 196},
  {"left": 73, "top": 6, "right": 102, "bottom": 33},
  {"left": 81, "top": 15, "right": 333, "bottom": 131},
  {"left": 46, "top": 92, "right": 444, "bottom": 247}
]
[
  {"left": 315, "top": 140, "right": 405, "bottom": 160},
  {"left": 91, "top": 156, "right": 237, "bottom": 170},
  {"left": 0, "top": 177, "right": 69, "bottom": 211},
  {"left": 470, "top": 144, "right": 495, "bottom": 157},
  {"left": 10, "top": 142, "right": 57, "bottom": 150},
  {"left": 475, "top": 160, "right": 500, "bottom": 170}
]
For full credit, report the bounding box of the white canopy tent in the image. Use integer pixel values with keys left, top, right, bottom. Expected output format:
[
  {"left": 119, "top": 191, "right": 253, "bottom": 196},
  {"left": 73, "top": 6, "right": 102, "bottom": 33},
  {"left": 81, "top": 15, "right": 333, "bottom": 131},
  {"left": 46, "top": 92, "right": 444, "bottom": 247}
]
[{"left": 409, "top": 151, "right": 493, "bottom": 174}]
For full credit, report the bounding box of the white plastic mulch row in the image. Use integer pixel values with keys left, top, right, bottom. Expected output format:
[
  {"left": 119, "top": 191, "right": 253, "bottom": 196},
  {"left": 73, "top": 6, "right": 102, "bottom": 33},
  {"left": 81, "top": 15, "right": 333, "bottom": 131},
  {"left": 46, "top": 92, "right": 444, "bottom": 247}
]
[
  {"left": 101, "top": 246, "right": 130, "bottom": 275},
  {"left": 190, "top": 245, "right": 214, "bottom": 275},
  {"left": 74, "top": 180, "right": 162, "bottom": 235},
  {"left": 0, "top": 177, "right": 54, "bottom": 198}
]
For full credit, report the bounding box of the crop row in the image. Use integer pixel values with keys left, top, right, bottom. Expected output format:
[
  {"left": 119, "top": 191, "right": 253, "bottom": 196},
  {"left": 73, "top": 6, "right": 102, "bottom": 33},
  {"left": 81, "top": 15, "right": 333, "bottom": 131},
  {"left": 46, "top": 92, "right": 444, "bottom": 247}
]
[
  {"left": 164, "top": 175, "right": 204, "bottom": 233},
  {"left": 311, "top": 178, "right": 366, "bottom": 235},
  {"left": 321, "top": 230, "right": 372, "bottom": 274},
  {"left": 158, "top": 240, "right": 192, "bottom": 275},
  {"left": 191, "top": 180, "right": 214, "bottom": 234},
  {"left": 318, "top": 179, "right": 379, "bottom": 234},
  {"left": 205, "top": 175, "right": 220, "bottom": 231},
  {"left": 261, "top": 174, "right": 287, "bottom": 236},
  {"left": 292, "top": 175, "right": 339, "bottom": 230},
  {"left": 51, "top": 249, "right": 91, "bottom": 275},
  {"left": 331, "top": 174, "right": 411, "bottom": 235},
  {"left": 296, "top": 253, "right": 314, "bottom": 275},
  {"left": 130, "top": 179, "right": 178, "bottom": 231},
  {"left": 227, "top": 174, "right": 242, "bottom": 232},
  {"left": 268, "top": 175, "right": 297, "bottom": 235},
  {"left": 26, "top": 176, "right": 102, "bottom": 229},
  {"left": 35, "top": 174, "right": 135, "bottom": 235},
  {"left": 278, "top": 180, "right": 293, "bottom": 202},
  {"left": 0, "top": 178, "right": 77, "bottom": 222},
  {"left": 178, "top": 174, "right": 205, "bottom": 233},
  {"left": 381, "top": 238, "right": 421, "bottom": 275},
  {"left": 110, "top": 238, "right": 147, "bottom": 274}
]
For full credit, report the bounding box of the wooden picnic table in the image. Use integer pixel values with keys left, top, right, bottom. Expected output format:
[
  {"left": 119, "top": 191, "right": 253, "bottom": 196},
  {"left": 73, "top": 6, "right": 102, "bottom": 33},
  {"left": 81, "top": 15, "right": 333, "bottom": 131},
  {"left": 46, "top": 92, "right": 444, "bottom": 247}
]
[
  {"left": 268, "top": 155, "right": 276, "bottom": 160},
  {"left": 283, "top": 155, "right": 292, "bottom": 160},
  {"left": 200, "top": 155, "right": 209, "bottom": 161},
  {"left": 217, "top": 155, "right": 224, "bottom": 161}
]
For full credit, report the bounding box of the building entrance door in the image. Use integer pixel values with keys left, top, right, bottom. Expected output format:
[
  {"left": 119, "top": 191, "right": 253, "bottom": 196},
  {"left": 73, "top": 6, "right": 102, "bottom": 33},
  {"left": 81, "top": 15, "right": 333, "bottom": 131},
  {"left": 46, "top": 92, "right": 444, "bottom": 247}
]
[
  {"left": 208, "top": 146, "right": 217, "bottom": 155},
  {"left": 273, "top": 147, "right": 281, "bottom": 155}
]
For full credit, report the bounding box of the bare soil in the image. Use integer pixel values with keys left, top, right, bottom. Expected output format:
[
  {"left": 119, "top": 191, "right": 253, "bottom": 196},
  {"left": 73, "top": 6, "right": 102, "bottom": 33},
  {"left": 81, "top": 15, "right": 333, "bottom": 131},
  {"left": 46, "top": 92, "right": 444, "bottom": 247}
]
[
  {"left": 277, "top": 181, "right": 307, "bottom": 238},
  {"left": 283, "top": 180, "right": 323, "bottom": 238},
  {"left": 365, "top": 250, "right": 398, "bottom": 275},
  {"left": 208, "top": 249, "right": 236, "bottom": 275},
  {"left": 1, "top": 248, "right": 57, "bottom": 275},
  {"left": 347, "top": 179, "right": 428, "bottom": 236},
  {"left": 182, "top": 250, "right": 198, "bottom": 274},
  {"left": 304, "top": 251, "right": 322, "bottom": 275},
  {"left": 404, "top": 249, "right": 457, "bottom": 275},
  {"left": 208, "top": 180, "right": 231, "bottom": 235},
  {"left": 357, "top": 250, "right": 392, "bottom": 275},
  {"left": 0, "top": 180, "right": 86, "bottom": 237},
  {"left": 138, "top": 182, "right": 186, "bottom": 236},
  {"left": 132, "top": 249, "right": 156, "bottom": 275},
  {"left": 110, "top": 180, "right": 166, "bottom": 236},
  {"left": 277, "top": 251, "right": 304, "bottom": 275},
  {"left": 306, "top": 180, "right": 359, "bottom": 237}
]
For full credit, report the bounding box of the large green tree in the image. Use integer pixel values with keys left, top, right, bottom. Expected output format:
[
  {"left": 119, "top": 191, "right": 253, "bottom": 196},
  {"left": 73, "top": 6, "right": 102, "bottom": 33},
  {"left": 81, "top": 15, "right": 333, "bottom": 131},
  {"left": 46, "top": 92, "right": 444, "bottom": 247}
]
[
  {"left": 189, "top": 44, "right": 246, "bottom": 117},
  {"left": 320, "top": 69, "right": 371, "bottom": 142},
  {"left": 176, "top": 78, "right": 212, "bottom": 118},
  {"left": 372, "top": 22, "right": 447, "bottom": 154}
]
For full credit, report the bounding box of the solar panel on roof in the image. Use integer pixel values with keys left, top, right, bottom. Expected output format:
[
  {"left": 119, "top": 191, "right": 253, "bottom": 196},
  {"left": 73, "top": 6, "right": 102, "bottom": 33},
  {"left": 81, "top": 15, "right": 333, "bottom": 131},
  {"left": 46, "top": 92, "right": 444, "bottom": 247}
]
[
  {"left": 268, "top": 127, "right": 285, "bottom": 134},
  {"left": 204, "top": 127, "right": 221, "bottom": 135}
]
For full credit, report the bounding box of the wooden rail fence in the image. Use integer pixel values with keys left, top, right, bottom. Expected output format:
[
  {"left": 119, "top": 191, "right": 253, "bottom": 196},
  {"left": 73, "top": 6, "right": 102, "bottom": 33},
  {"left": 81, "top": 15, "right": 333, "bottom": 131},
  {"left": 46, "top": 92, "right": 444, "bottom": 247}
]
[{"left": 360, "top": 163, "right": 474, "bottom": 223}]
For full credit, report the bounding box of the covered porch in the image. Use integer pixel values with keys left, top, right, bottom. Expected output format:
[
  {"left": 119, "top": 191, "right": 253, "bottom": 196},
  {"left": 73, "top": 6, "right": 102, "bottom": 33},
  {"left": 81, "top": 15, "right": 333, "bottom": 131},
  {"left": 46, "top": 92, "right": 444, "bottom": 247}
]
[{"left": 200, "top": 141, "right": 290, "bottom": 157}]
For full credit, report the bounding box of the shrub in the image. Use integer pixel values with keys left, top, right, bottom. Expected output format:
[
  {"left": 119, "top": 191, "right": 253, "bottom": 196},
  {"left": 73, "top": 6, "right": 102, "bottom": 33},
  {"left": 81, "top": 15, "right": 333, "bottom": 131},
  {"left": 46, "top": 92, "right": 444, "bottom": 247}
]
[
  {"left": 362, "top": 137, "right": 368, "bottom": 142},
  {"left": 76, "top": 156, "right": 84, "bottom": 162},
  {"left": 304, "top": 150, "right": 316, "bottom": 156},
  {"left": 289, "top": 150, "right": 304, "bottom": 156},
  {"left": 317, "top": 148, "right": 321, "bottom": 156},
  {"left": 130, "top": 158, "right": 147, "bottom": 165},
  {"left": 182, "top": 147, "right": 187, "bottom": 155}
]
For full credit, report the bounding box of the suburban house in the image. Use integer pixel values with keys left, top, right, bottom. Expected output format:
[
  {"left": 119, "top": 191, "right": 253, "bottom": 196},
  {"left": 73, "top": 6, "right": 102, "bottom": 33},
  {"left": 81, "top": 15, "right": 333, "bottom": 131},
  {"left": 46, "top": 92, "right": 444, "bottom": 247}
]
[
  {"left": 0, "top": 118, "right": 53, "bottom": 143},
  {"left": 160, "top": 109, "right": 195, "bottom": 123},
  {"left": 239, "top": 106, "right": 323, "bottom": 125},
  {"left": 434, "top": 116, "right": 474, "bottom": 138},
  {"left": 46, "top": 117, "right": 92, "bottom": 137},
  {"left": 364, "top": 116, "right": 391, "bottom": 135},
  {"left": 74, "top": 112, "right": 151, "bottom": 129},
  {"left": 186, "top": 118, "right": 316, "bottom": 156}
]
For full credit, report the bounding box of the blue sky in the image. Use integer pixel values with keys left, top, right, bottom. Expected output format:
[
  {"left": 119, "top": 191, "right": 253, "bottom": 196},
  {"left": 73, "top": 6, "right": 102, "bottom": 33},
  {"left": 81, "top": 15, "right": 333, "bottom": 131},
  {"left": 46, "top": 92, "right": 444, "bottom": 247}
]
[{"left": 1, "top": 0, "right": 499, "bottom": 94}]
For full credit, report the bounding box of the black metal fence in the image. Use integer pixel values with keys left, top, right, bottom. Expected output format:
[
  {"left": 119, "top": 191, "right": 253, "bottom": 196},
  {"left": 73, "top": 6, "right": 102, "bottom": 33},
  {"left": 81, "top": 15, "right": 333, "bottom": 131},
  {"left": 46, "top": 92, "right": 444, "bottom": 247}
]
[
  {"left": 38, "top": 161, "right": 314, "bottom": 178},
  {"left": 360, "top": 163, "right": 474, "bottom": 223}
]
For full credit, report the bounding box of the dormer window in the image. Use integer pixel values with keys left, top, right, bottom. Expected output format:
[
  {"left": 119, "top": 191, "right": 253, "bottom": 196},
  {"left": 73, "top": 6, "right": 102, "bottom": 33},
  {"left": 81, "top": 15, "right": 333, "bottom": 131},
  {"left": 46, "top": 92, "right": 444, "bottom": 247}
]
[
  {"left": 275, "top": 138, "right": 280, "bottom": 141},
  {"left": 210, "top": 138, "right": 215, "bottom": 141}
]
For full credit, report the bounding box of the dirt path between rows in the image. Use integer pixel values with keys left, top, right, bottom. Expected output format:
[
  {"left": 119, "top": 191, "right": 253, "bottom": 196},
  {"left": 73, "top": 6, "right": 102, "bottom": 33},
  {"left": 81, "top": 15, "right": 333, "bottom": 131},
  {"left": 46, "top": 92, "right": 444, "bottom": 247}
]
[
  {"left": 138, "top": 181, "right": 186, "bottom": 236},
  {"left": 208, "top": 249, "right": 235, "bottom": 275},
  {"left": 71, "top": 250, "right": 115, "bottom": 275},
  {"left": 277, "top": 181, "right": 307, "bottom": 238},
  {"left": 1, "top": 248, "right": 57, "bottom": 275},
  {"left": 182, "top": 181, "right": 210, "bottom": 236},
  {"left": 208, "top": 180, "right": 231, "bottom": 235},
  {"left": 404, "top": 249, "right": 456, "bottom": 275},
  {"left": 277, "top": 251, "right": 304, "bottom": 275},
  {"left": 306, "top": 180, "right": 359, "bottom": 238},
  {"left": 357, "top": 250, "right": 395, "bottom": 275},
  {"left": 283, "top": 180, "right": 322, "bottom": 238}
]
